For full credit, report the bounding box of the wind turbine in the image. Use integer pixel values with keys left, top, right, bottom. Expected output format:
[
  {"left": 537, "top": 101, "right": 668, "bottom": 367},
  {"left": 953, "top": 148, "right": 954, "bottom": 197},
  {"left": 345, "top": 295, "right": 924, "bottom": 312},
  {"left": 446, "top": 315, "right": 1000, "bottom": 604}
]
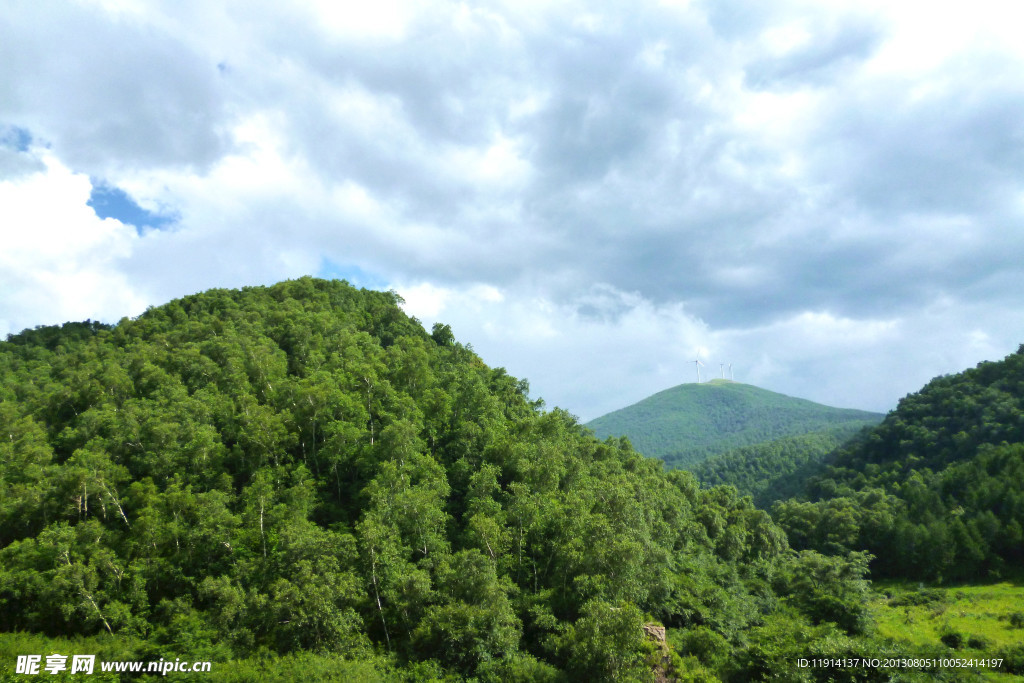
[
  {"left": 729, "top": 364, "right": 734, "bottom": 381},
  {"left": 693, "top": 353, "right": 704, "bottom": 384},
  {"left": 720, "top": 363, "right": 725, "bottom": 379}
]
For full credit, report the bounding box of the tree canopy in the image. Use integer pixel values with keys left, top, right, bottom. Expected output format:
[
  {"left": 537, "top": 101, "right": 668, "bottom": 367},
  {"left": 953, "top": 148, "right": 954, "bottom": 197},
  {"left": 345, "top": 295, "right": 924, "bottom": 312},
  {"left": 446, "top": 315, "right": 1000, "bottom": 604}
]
[
  {"left": 0, "top": 278, "right": 883, "bottom": 680},
  {"left": 771, "top": 347, "right": 1024, "bottom": 582}
]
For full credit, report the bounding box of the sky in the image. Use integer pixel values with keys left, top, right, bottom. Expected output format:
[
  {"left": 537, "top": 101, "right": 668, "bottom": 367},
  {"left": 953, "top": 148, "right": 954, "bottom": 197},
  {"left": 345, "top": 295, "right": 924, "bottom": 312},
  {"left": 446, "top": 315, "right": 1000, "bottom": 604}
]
[{"left": 2, "top": 0, "right": 1024, "bottom": 421}]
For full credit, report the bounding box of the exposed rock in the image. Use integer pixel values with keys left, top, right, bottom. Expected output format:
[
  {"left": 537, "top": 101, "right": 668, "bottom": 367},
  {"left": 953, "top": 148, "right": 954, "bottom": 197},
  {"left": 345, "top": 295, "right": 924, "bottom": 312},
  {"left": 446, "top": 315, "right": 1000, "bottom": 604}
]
[
  {"left": 643, "top": 623, "right": 667, "bottom": 643},
  {"left": 644, "top": 623, "right": 672, "bottom": 682}
]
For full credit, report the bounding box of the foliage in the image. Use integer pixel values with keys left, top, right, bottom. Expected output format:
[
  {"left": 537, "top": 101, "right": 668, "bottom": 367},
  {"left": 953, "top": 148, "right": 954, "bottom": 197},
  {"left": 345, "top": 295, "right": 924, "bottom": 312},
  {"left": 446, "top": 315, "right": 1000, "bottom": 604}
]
[
  {"left": 690, "top": 425, "right": 871, "bottom": 507},
  {"left": 770, "top": 346, "right": 1024, "bottom": 582},
  {"left": 0, "top": 277, "right": 876, "bottom": 679},
  {"left": 887, "top": 589, "right": 947, "bottom": 608},
  {"left": 999, "top": 644, "right": 1024, "bottom": 675},
  {"left": 939, "top": 628, "right": 964, "bottom": 649},
  {"left": 550, "top": 600, "right": 651, "bottom": 682},
  {"left": 774, "top": 551, "right": 873, "bottom": 635}
]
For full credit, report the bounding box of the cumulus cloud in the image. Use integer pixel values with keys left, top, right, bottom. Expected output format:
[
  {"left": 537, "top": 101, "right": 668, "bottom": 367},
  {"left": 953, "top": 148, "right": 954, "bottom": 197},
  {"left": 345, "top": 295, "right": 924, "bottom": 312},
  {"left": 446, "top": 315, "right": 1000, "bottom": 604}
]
[
  {"left": 398, "top": 280, "right": 712, "bottom": 419},
  {"left": 2, "top": 0, "right": 1023, "bottom": 419},
  {"left": 0, "top": 152, "right": 146, "bottom": 337},
  {"left": 0, "top": 2, "right": 232, "bottom": 176}
]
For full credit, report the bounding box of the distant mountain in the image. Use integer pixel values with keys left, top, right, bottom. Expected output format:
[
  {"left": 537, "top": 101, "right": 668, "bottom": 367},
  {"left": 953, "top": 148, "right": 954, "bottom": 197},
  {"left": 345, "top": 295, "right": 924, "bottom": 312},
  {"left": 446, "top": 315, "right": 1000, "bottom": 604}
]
[{"left": 586, "top": 379, "right": 884, "bottom": 469}]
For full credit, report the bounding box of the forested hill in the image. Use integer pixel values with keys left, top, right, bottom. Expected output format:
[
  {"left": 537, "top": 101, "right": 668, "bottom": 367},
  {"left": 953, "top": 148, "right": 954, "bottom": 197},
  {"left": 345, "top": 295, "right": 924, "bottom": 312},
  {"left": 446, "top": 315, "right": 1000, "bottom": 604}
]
[
  {"left": 772, "top": 345, "right": 1024, "bottom": 582},
  {"left": 0, "top": 278, "right": 884, "bottom": 681},
  {"left": 586, "top": 379, "right": 882, "bottom": 469},
  {"left": 690, "top": 424, "right": 871, "bottom": 508}
]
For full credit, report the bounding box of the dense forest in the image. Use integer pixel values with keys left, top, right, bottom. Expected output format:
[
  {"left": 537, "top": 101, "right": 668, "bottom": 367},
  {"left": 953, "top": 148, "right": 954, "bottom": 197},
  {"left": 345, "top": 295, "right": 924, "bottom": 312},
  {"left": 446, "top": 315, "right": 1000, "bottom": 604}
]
[
  {"left": 689, "top": 424, "right": 871, "bottom": 509},
  {"left": 769, "top": 348, "right": 1024, "bottom": 583},
  {"left": 587, "top": 380, "right": 882, "bottom": 469},
  {"left": 0, "top": 278, "right": 914, "bottom": 681}
]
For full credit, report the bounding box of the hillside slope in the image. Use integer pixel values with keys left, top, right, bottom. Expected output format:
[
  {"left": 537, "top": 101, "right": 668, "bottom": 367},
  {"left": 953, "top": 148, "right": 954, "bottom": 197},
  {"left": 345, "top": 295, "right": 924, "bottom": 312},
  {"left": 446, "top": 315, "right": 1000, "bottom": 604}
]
[
  {"left": 690, "top": 423, "right": 871, "bottom": 508},
  {"left": 772, "top": 345, "right": 1024, "bottom": 582},
  {"left": 0, "top": 277, "right": 883, "bottom": 681},
  {"left": 587, "top": 379, "right": 882, "bottom": 469}
]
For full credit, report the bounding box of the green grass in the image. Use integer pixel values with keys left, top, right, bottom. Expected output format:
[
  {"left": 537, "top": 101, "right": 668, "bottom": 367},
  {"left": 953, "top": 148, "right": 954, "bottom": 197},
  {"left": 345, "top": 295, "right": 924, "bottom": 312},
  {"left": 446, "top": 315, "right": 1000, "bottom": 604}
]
[{"left": 870, "top": 581, "right": 1024, "bottom": 681}]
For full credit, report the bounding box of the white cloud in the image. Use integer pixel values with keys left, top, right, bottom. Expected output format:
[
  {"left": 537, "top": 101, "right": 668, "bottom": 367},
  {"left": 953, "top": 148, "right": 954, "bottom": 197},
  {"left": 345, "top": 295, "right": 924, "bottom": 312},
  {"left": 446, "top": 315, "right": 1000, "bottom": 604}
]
[
  {"left": 0, "top": 153, "right": 146, "bottom": 337},
  {"left": 2, "top": 0, "right": 1023, "bottom": 423},
  {"left": 397, "top": 281, "right": 712, "bottom": 420},
  {"left": 305, "top": 0, "right": 419, "bottom": 41},
  {"left": 396, "top": 274, "right": 1024, "bottom": 420}
]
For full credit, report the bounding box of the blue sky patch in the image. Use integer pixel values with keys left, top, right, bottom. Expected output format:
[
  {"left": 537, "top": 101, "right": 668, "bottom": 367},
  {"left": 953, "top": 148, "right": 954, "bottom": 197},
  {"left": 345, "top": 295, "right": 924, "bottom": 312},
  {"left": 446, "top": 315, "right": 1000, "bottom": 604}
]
[
  {"left": 318, "top": 259, "right": 388, "bottom": 290},
  {"left": 1, "top": 125, "right": 32, "bottom": 152},
  {"left": 88, "top": 181, "right": 176, "bottom": 232}
]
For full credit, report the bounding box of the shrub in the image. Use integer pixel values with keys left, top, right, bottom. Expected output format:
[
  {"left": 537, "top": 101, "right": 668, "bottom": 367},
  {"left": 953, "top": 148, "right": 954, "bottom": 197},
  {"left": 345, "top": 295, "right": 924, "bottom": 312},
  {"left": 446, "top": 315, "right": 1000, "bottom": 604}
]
[
  {"left": 966, "top": 634, "right": 991, "bottom": 650},
  {"left": 999, "top": 644, "right": 1024, "bottom": 675},
  {"left": 939, "top": 630, "right": 964, "bottom": 649},
  {"left": 669, "top": 626, "right": 729, "bottom": 670},
  {"left": 889, "top": 588, "right": 947, "bottom": 608}
]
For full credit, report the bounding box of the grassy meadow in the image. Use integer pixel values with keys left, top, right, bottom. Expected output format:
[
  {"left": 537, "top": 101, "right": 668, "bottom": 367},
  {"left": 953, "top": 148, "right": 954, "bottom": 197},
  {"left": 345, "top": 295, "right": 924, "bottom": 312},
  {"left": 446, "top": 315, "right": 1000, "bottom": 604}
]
[{"left": 871, "top": 581, "right": 1024, "bottom": 680}]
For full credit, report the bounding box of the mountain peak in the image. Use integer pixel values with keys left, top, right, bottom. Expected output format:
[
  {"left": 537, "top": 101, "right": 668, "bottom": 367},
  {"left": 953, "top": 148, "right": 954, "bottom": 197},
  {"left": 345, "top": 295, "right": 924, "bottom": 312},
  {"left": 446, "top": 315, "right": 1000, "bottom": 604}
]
[{"left": 586, "top": 381, "right": 883, "bottom": 469}]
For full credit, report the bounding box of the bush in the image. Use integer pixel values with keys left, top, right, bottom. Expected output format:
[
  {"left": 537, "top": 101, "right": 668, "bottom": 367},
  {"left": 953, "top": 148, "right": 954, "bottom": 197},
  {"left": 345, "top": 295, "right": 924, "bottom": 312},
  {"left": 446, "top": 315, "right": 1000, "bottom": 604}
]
[
  {"left": 553, "top": 600, "right": 651, "bottom": 682},
  {"left": 776, "top": 551, "right": 872, "bottom": 635},
  {"left": 966, "top": 634, "right": 991, "bottom": 650},
  {"left": 889, "top": 588, "right": 947, "bottom": 608},
  {"left": 999, "top": 644, "right": 1024, "bottom": 675},
  {"left": 669, "top": 626, "right": 729, "bottom": 670},
  {"left": 939, "top": 630, "right": 964, "bottom": 649},
  {"left": 1008, "top": 611, "right": 1024, "bottom": 628},
  {"left": 476, "top": 654, "right": 564, "bottom": 683},
  {"left": 672, "top": 655, "right": 722, "bottom": 683}
]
